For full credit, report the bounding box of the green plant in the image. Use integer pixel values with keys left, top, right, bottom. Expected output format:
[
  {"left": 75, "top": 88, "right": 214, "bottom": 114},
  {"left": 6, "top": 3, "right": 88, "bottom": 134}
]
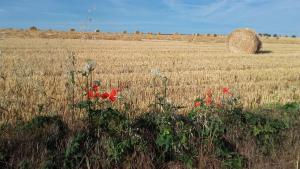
[
  {"left": 223, "top": 155, "right": 244, "bottom": 169},
  {"left": 23, "top": 116, "right": 68, "bottom": 151},
  {"left": 64, "top": 132, "right": 88, "bottom": 169},
  {"left": 244, "top": 112, "right": 288, "bottom": 154},
  {"left": 154, "top": 115, "right": 195, "bottom": 167},
  {"left": 102, "top": 136, "right": 132, "bottom": 163},
  {"left": 89, "top": 108, "right": 147, "bottom": 165},
  {"left": 89, "top": 108, "right": 129, "bottom": 135},
  {"left": 222, "top": 104, "right": 290, "bottom": 155},
  {"left": 150, "top": 69, "right": 184, "bottom": 114},
  {"left": 0, "top": 143, "right": 9, "bottom": 169},
  {"left": 66, "top": 52, "right": 76, "bottom": 122},
  {"left": 18, "top": 160, "right": 31, "bottom": 169}
]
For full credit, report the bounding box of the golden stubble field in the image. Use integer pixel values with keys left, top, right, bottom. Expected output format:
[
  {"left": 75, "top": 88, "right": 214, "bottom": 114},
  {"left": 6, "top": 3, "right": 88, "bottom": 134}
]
[{"left": 1, "top": 35, "right": 300, "bottom": 123}]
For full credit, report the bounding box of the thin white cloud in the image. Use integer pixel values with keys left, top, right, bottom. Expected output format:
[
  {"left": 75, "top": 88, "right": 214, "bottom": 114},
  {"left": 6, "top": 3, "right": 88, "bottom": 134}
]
[
  {"left": 163, "top": 0, "right": 230, "bottom": 17},
  {"left": 162, "top": 0, "right": 300, "bottom": 22},
  {"left": 162, "top": 0, "right": 300, "bottom": 33}
]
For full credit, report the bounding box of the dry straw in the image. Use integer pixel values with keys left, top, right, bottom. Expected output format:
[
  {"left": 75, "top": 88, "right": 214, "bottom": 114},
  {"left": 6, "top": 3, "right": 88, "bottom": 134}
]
[{"left": 227, "top": 28, "right": 262, "bottom": 54}]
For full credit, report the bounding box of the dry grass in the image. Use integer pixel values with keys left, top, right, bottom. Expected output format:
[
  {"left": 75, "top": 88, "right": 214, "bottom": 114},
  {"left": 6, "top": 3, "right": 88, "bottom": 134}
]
[{"left": 0, "top": 30, "right": 300, "bottom": 123}]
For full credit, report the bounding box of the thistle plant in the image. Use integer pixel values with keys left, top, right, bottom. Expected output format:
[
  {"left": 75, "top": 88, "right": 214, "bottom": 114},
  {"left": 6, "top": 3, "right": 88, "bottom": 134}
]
[
  {"left": 0, "top": 49, "right": 4, "bottom": 79},
  {"left": 0, "top": 50, "right": 8, "bottom": 118},
  {"left": 150, "top": 68, "right": 184, "bottom": 114},
  {"left": 65, "top": 52, "right": 76, "bottom": 122}
]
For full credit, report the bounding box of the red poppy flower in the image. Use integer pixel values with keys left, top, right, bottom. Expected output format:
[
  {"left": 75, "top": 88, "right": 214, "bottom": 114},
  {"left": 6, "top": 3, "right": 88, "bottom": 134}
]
[
  {"left": 94, "top": 92, "right": 100, "bottom": 98},
  {"left": 194, "top": 101, "right": 201, "bottom": 107},
  {"left": 108, "top": 89, "right": 118, "bottom": 102},
  {"left": 222, "top": 87, "right": 229, "bottom": 94},
  {"left": 206, "top": 89, "right": 213, "bottom": 97},
  {"left": 87, "top": 90, "right": 94, "bottom": 99},
  {"left": 205, "top": 96, "right": 212, "bottom": 106},
  {"left": 92, "top": 84, "right": 99, "bottom": 92},
  {"left": 100, "top": 92, "right": 109, "bottom": 99}
]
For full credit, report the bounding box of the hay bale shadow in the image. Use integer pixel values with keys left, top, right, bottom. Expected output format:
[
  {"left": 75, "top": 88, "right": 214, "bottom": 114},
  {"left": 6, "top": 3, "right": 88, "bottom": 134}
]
[{"left": 258, "top": 50, "right": 272, "bottom": 54}]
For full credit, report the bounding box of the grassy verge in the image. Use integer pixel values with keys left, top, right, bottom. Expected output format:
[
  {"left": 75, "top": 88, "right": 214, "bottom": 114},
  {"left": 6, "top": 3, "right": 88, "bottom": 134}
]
[{"left": 0, "top": 102, "right": 299, "bottom": 169}]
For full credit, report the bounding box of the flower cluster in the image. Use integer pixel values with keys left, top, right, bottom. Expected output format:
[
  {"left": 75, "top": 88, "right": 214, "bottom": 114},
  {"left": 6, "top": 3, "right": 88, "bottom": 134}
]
[
  {"left": 87, "top": 83, "right": 118, "bottom": 102},
  {"left": 194, "top": 87, "right": 231, "bottom": 108},
  {"left": 83, "top": 60, "right": 96, "bottom": 74}
]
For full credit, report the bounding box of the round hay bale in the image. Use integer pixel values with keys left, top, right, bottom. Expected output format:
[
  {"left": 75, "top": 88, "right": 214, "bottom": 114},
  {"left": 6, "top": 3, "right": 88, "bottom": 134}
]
[{"left": 227, "top": 28, "right": 262, "bottom": 54}]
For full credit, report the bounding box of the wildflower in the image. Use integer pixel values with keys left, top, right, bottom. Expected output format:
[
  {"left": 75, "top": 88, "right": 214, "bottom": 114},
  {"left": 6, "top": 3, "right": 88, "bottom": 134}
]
[
  {"left": 94, "top": 92, "right": 101, "bottom": 98},
  {"left": 205, "top": 96, "right": 212, "bottom": 106},
  {"left": 100, "top": 92, "right": 109, "bottom": 99},
  {"left": 108, "top": 89, "right": 118, "bottom": 102},
  {"left": 222, "top": 87, "right": 230, "bottom": 94},
  {"left": 151, "top": 68, "right": 166, "bottom": 78},
  {"left": 194, "top": 101, "right": 201, "bottom": 107},
  {"left": 83, "top": 60, "right": 96, "bottom": 74},
  {"left": 92, "top": 84, "right": 99, "bottom": 92},
  {"left": 87, "top": 90, "right": 94, "bottom": 99},
  {"left": 151, "top": 68, "right": 161, "bottom": 76}
]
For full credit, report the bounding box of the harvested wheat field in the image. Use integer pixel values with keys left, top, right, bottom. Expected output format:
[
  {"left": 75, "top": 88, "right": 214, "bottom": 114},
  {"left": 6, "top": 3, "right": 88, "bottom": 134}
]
[{"left": 0, "top": 36, "right": 300, "bottom": 122}]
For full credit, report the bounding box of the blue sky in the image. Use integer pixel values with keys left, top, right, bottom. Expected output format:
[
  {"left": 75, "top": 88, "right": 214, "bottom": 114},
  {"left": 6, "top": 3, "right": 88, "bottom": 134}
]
[{"left": 0, "top": 0, "right": 299, "bottom": 35}]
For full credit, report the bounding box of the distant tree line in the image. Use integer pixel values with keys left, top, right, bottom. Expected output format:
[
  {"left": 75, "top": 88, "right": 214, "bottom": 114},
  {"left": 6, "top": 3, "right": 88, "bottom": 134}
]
[
  {"left": 24, "top": 26, "right": 298, "bottom": 38},
  {"left": 258, "top": 33, "right": 297, "bottom": 38}
]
